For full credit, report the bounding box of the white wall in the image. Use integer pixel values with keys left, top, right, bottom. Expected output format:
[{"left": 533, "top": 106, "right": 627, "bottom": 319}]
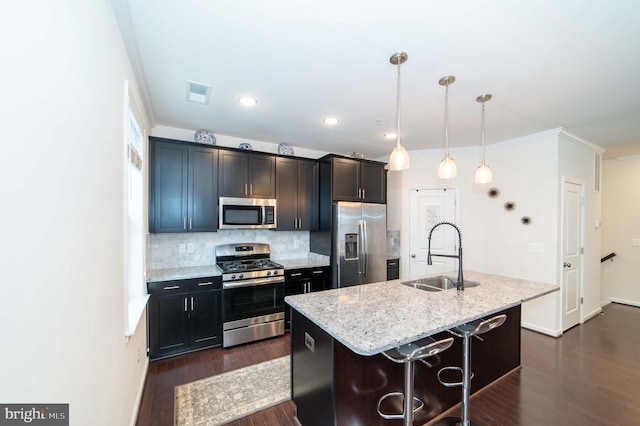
[
  {"left": 558, "top": 133, "right": 603, "bottom": 321},
  {"left": 602, "top": 156, "right": 640, "bottom": 306},
  {"left": 0, "top": 2, "right": 148, "bottom": 425}
]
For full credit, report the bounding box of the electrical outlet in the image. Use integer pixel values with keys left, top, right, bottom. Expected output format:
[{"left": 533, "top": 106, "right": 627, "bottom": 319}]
[
  {"left": 187, "top": 243, "right": 194, "bottom": 253},
  {"left": 529, "top": 243, "right": 544, "bottom": 253},
  {"left": 178, "top": 244, "right": 186, "bottom": 254},
  {"left": 633, "top": 238, "right": 640, "bottom": 247}
]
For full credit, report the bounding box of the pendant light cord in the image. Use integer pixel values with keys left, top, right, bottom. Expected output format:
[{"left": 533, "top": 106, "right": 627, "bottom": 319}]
[
  {"left": 443, "top": 82, "right": 450, "bottom": 156},
  {"left": 396, "top": 60, "right": 402, "bottom": 148},
  {"left": 480, "top": 100, "right": 486, "bottom": 164}
]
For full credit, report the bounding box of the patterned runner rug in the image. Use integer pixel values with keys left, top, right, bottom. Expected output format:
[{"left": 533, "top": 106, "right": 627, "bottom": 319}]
[{"left": 174, "top": 356, "right": 290, "bottom": 426}]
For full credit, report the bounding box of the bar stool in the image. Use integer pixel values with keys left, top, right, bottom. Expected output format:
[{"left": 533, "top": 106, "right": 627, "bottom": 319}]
[
  {"left": 377, "top": 336, "right": 454, "bottom": 426},
  {"left": 436, "top": 314, "right": 507, "bottom": 426}
]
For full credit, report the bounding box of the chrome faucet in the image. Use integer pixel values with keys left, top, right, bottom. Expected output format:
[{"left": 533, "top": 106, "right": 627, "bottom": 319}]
[{"left": 427, "top": 221, "right": 464, "bottom": 292}]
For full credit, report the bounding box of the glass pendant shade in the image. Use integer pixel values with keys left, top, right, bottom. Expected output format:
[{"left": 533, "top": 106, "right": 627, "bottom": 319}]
[
  {"left": 474, "top": 161, "right": 492, "bottom": 183},
  {"left": 438, "top": 153, "right": 457, "bottom": 179},
  {"left": 389, "top": 143, "right": 410, "bottom": 170}
]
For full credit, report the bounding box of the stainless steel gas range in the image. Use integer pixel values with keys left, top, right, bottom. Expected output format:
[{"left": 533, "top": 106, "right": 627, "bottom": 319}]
[{"left": 215, "top": 243, "right": 285, "bottom": 348}]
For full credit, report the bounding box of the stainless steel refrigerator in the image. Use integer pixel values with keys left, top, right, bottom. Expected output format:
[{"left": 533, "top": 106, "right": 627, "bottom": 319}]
[{"left": 332, "top": 202, "right": 387, "bottom": 287}]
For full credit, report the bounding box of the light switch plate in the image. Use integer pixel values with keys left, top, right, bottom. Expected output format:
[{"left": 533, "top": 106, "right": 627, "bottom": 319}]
[{"left": 529, "top": 243, "right": 544, "bottom": 253}]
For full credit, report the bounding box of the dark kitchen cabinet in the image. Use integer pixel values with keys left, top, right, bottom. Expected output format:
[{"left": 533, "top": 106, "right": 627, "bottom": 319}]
[
  {"left": 284, "top": 266, "right": 330, "bottom": 329},
  {"left": 219, "top": 150, "right": 276, "bottom": 198},
  {"left": 276, "top": 157, "right": 318, "bottom": 230},
  {"left": 147, "top": 277, "right": 222, "bottom": 360},
  {"left": 387, "top": 258, "right": 400, "bottom": 280},
  {"left": 149, "top": 137, "right": 218, "bottom": 233},
  {"left": 319, "top": 155, "right": 387, "bottom": 204}
]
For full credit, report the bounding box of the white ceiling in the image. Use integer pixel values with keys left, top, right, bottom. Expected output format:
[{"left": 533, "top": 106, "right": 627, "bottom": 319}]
[{"left": 121, "top": 0, "right": 640, "bottom": 159}]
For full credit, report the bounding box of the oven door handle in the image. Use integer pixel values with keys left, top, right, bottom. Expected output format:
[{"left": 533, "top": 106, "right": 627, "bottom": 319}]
[{"left": 223, "top": 277, "right": 284, "bottom": 289}]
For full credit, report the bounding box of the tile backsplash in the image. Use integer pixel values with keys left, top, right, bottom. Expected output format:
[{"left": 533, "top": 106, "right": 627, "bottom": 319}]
[
  {"left": 387, "top": 229, "right": 400, "bottom": 257},
  {"left": 147, "top": 230, "right": 314, "bottom": 270}
]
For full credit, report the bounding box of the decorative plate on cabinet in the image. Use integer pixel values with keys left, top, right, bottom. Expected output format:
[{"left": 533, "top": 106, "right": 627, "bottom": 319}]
[
  {"left": 278, "top": 143, "right": 294, "bottom": 155},
  {"left": 239, "top": 142, "right": 253, "bottom": 150},
  {"left": 194, "top": 129, "right": 216, "bottom": 145}
]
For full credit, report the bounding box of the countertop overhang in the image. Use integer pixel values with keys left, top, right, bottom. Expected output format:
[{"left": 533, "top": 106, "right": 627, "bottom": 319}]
[{"left": 285, "top": 271, "right": 559, "bottom": 356}]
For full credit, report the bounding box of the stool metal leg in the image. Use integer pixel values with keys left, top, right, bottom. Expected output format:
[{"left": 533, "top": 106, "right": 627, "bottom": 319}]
[
  {"left": 460, "top": 334, "right": 472, "bottom": 426},
  {"left": 404, "top": 360, "right": 415, "bottom": 426}
]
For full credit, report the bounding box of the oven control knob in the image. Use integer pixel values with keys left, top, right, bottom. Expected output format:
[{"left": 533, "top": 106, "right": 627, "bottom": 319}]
[
  {"left": 273, "top": 270, "right": 279, "bottom": 275},
  {"left": 231, "top": 274, "right": 236, "bottom": 280},
  {"left": 239, "top": 274, "right": 244, "bottom": 279},
  {"left": 266, "top": 271, "right": 272, "bottom": 276}
]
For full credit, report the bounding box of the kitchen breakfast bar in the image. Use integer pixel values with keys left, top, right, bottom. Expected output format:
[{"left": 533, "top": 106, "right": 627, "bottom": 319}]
[{"left": 285, "top": 271, "right": 559, "bottom": 425}]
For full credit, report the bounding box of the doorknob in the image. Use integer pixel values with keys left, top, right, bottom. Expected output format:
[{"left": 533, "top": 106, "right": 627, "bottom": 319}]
[
  {"left": 563, "top": 262, "right": 572, "bottom": 268},
  {"left": 411, "top": 254, "right": 416, "bottom": 258}
]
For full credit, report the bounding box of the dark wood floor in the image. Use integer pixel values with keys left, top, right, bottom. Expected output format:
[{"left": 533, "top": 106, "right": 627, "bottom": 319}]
[{"left": 136, "top": 303, "right": 640, "bottom": 425}]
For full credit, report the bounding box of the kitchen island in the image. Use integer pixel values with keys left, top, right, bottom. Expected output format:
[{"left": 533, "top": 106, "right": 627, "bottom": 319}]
[{"left": 285, "top": 271, "right": 559, "bottom": 425}]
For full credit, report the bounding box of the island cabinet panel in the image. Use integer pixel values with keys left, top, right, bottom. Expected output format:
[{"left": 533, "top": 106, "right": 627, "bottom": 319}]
[
  {"left": 291, "top": 304, "right": 521, "bottom": 425},
  {"left": 291, "top": 310, "right": 336, "bottom": 426}
]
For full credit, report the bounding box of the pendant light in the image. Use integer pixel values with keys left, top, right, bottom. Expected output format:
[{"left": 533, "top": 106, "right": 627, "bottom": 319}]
[
  {"left": 438, "top": 76, "right": 457, "bottom": 179},
  {"left": 474, "top": 94, "right": 493, "bottom": 184},
  {"left": 388, "top": 51, "right": 410, "bottom": 171}
]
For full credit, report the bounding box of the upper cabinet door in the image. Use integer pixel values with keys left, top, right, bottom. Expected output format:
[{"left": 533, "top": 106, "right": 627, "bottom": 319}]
[
  {"left": 359, "top": 161, "right": 386, "bottom": 203},
  {"left": 331, "top": 157, "right": 360, "bottom": 201},
  {"left": 276, "top": 157, "right": 298, "bottom": 230},
  {"left": 248, "top": 154, "right": 276, "bottom": 198},
  {"left": 150, "top": 141, "right": 188, "bottom": 233},
  {"left": 218, "top": 151, "right": 249, "bottom": 198},
  {"left": 188, "top": 147, "right": 218, "bottom": 232},
  {"left": 296, "top": 159, "right": 318, "bottom": 230}
]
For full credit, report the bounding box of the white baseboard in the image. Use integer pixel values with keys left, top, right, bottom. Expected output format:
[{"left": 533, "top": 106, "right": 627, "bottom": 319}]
[
  {"left": 521, "top": 322, "right": 562, "bottom": 337},
  {"left": 130, "top": 358, "right": 149, "bottom": 426},
  {"left": 583, "top": 306, "right": 602, "bottom": 322},
  {"left": 608, "top": 297, "right": 640, "bottom": 308}
]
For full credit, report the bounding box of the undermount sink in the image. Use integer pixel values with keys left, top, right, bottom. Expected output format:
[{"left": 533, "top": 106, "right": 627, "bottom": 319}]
[{"left": 401, "top": 275, "right": 480, "bottom": 292}]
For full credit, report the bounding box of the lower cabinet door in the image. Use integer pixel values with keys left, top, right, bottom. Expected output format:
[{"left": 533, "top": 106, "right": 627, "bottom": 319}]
[
  {"left": 149, "top": 295, "right": 189, "bottom": 359},
  {"left": 189, "top": 290, "right": 222, "bottom": 348}
]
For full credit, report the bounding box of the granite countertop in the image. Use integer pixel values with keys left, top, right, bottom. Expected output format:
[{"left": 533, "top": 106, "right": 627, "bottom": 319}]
[
  {"left": 272, "top": 257, "right": 330, "bottom": 269},
  {"left": 285, "top": 270, "right": 559, "bottom": 356},
  {"left": 147, "top": 265, "right": 222, "bottom": 282}
]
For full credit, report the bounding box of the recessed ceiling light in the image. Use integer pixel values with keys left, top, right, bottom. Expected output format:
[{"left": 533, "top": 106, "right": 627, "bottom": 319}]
[
  {"left": 238, "top": 96, "right": 258, "bottom": 107},
  {"left": 323, "top": 117, "right": 340, "bottom": 126},
  {"left": 384, "top": 132, "right": 397, "bottom": 139}
]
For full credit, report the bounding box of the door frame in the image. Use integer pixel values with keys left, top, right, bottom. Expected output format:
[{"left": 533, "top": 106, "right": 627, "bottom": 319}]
[
  {"left": 559, "top": 177, "right": 585, "bottom": 330},
  {"left": 403, "top": 185, "right": 460, "bottom": 280}
]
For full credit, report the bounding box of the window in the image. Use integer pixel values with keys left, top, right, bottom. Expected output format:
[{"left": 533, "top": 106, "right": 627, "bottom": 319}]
[{"left": 124, "top": 81, "right": 149, "bottom": 339}]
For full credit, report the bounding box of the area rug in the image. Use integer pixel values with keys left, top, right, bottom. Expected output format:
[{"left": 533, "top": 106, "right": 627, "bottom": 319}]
[{"left": 174, "top": 356, "right": 290, "bottom": 426}]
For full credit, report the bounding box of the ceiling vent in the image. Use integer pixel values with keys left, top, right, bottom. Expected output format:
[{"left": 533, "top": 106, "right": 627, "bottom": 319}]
[{"left": 186, "top": 80, "right": 211, "bottom": 104}]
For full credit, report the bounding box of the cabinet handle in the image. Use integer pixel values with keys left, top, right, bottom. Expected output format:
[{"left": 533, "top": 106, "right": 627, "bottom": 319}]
[
  {"left": 198, "top": 282, "right": 214, "bottom": 286},
  {"left": 190, "top": 296, "right": 194, "bottom": 311},
  {"left": 291, "top": 273, "right": 302, "bottom": 277},
  {"left": 312, "top": 270, "right": 323, "bottom": 274},
  {"left": 250, "top": 184, "right": 253, "bottom": 195},
  {"left": 163, "top": 285, "right": 180, "bottom": 290},
  {"left": 388, "top": 262, "right": 397, "bottom": 266},
  {"left": 362, "top": 188, "right": 365, "bottom": 199},
  {"left": 189, "top": 217, "right": 192, "bottom": 229},
  {"left": 183, "top": 217, "right": 187, "bottom": 229},
  {"left": 184, "top": 298, "right": 188, "bottom": 312},
  {"left": 245, "top": 184, "right": 248, "bottom": 196},
  {"left": 307, "top": 282, "right": 312, "bottom": 292},
  {"left": 298, "top": 218, "right": 302, "bottom": 228}
]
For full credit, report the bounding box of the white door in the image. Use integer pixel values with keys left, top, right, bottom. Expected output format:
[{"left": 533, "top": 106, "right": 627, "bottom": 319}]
[
  {"left": 408, "top": 188, "right": 457, "bottom": 278},
  {"left": 562, "top": 180, "right": 583, "bottom": 331}
]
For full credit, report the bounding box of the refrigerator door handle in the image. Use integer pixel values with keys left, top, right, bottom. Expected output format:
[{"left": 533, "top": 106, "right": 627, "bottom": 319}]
[{"left": 361, "top": 220, "right": 368, "bottom": 276}]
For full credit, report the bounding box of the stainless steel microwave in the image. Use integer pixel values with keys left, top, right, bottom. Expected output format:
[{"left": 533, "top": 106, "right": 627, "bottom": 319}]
[{"left": 219, "top": 197, "right": 277, "bottom": 229}]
